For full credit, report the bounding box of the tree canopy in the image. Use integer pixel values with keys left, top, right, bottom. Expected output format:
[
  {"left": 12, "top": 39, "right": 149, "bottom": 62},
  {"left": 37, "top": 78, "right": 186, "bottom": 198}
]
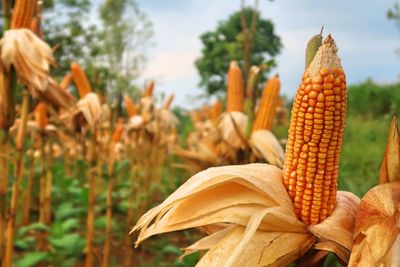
[{"left": 195, "top": 7, "right": 282, "bottom": 96}]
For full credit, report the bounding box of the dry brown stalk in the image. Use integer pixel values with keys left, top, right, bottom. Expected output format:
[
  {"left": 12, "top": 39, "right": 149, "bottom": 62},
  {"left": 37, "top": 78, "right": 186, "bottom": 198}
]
[
  {"left": 101, "top": 163, "right": 115, "bottom": 267},
  {"left": 22, "top": 155, "right": 35, "bottom": 225},
  {"left": 3, "top": 90, "right": 30, "bottom": 267},
  {"left": 85, "top": 128, "right": 97, "bottom": 267}
]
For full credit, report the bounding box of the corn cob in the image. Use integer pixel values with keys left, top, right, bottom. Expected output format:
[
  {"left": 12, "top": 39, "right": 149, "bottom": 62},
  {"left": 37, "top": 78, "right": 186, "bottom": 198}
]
[
  {"left": 111, "top": 119, "right": 124, "bottom": 143},
  {"left": 252, "top": 75, "right": 281, "bottom": 131},
  {"left": 145, "top": 80, "right": 155, "bottom": 97},
  {"left": 10, "top": 0, "right": 36, "bottom": 29},
  {"left": 124, "top": 95, "right": 137, "bottom": 118},
  {"left": 282, "top": 35, "right": 347, "bottom": 225},
  {"left": 59, "top": 73, "right": 73, "bottom": 91},
  {"left": 34, "top": 102, "right": 47, "bottom": 130},
  {"left": 162, "top": 94, "right": 175, "bottom": 110},
  {"left": 211, "top": 100, "right": 222, "bottom": 124},
  {"left": 226, "top": 61, "right": 244, "bottom": 112},
  {"left": 70, "top": 63, "right": 92, "bottom": 99}
]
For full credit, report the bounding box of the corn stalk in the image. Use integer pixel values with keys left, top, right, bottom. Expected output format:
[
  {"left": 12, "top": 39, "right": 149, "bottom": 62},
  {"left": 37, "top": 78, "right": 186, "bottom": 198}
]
[{"left": 3, "top": 90, "right": 30, "bottom": 267}]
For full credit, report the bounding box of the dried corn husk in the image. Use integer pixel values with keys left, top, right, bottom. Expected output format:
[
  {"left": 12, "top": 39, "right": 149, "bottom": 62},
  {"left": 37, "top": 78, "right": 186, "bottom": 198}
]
[
  {"left": 348, "top": 182, "right": 400, "bottom": 266},
  {"left": 218, "top": 112, "right": 248, "bottom": 149},
  {"left": 249, "top": 130, "right": 284, "bottom": 168},
  {"left": 73, "top": 92, "right": 101, "bottom": 128},
  {"left": 131, "top": 164, "right": 359, "bottom": 266},
  {"left": 379, "top": 116, "right": 400, "bottom": 184},
  {"left": 0, "top": 29, "right": 54, "bottom": 93}
]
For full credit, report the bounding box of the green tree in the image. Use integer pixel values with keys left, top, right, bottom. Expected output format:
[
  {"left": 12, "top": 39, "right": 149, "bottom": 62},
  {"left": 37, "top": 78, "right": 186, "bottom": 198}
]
[
  {"left": 43, "top": 0, "right": 100, "bottom": 77},
  {"left": 98, "top": 0, "right": 153, "bottom": 114},
  {"left": 388, "top": 2, "right": 400, "bottom": 29},
  {"left": 195, "top": 7, "right": 282, "bottom": 96}
]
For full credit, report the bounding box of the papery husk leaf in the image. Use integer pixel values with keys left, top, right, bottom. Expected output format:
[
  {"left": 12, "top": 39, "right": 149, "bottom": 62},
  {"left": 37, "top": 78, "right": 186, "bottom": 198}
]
[
  {"left": 196, "top": 226, "right": 315, "bottom": 267},
  {"left": 131, "top": 164, "right": 306, "bottom": 245},
  {"left": 171, "top": 143, "right": 220, "bottom": 172},
  {"left": 314, "top": 240, "right": 349, "bottom": 264},
  {"left": 249, "top": 130, "right": 284, "bottom": 168},
  {"left": 74, "top": 92, "right": 101, "bottom": 128},
  {"left": 126, "top": 115, "right": 143, "bottom": 131},
  {"left": 379, "top": 116, "right": 400, "bottom": 184},
  {"left": 218, "top": 111, "right": 248, "bottom": 149},
  {"left": 0, "top": 29, "right": 54, "bottom": 92},
  {"left": 159, "top": 109, "right": 179, "bottom": 131},
  {"left": 348, "top": 181, "right": 400, "bottom": 267},
  {"left": 36, "top": 78, "right": 76, "bottom": 109},
  {"left": 309, "top": 191, "right": 360, "bottom": 251}
]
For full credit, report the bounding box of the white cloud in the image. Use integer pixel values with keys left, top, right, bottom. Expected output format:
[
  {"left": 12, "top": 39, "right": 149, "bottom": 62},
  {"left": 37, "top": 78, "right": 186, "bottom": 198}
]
[
  {"left": 138, "top": 0, "right": 400, "bottom": 108},
  {"left": 144, "top": 50, "right": 199, "bottom": 83}
]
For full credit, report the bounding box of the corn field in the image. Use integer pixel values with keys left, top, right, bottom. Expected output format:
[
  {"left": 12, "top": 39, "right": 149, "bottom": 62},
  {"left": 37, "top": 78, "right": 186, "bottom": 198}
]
[{"left": 0, "top": 0, "right": 399, "bottom": 267}]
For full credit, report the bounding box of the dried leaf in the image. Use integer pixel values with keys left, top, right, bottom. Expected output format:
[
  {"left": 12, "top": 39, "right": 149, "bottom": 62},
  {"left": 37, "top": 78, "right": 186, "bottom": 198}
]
[
  {"left": 348, "top": 181, "right": 400, "bottom": 266},
  {"left": 218, "top": 112, "right": 248, "bottom": 149},
  {"left": 0, "top": 29, "right": 54, "bottom": 93},
  {"left": 379, "top": 116, "right": 400, "bottom": 184},
  {"left": 309, "top": 191, "right": 360, "bottom": 251},
  {"left": 249, "top": 130, "right": 285, "bottom": 168}
]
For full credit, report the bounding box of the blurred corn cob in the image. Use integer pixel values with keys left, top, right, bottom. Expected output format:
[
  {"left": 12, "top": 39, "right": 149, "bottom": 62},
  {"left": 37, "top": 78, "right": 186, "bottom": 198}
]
[
  {"left": 71, "top": 63, "right": 92, "bottom": 98},
  {"left": 252, "top": 75, "right": 281, "bottom": 131},
  {"left": 283, "top": 35, "right": 347, "bottom": 225},
  {"left": 60, "top": 73, "right": 73, "bottom": 91},
  {"left": 34, "top": 102, "right": 47, "bottom": 130},
  {"left": 10, "top": 0, "right": 36, "bottom": 29},
  {"left": 162, "top": 94, "right": 175, "bottom": 110},
  {"left": 210, "top": 100, "right": 222, "bottom": 124},
  {"left": 226, "top": 61, "right": 244, "bottom": 112},
  {"left": 124, "top": 95, "right": 137, "bottom": 118},
  {"left": 145, "top": 80, "right": 154, "bottom": 97}
]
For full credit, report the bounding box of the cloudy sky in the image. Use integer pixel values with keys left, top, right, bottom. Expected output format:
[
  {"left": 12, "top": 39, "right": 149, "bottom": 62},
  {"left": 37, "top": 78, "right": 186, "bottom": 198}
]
[{"left": 136, "top": 0, "right": 399, "bottom": 108}]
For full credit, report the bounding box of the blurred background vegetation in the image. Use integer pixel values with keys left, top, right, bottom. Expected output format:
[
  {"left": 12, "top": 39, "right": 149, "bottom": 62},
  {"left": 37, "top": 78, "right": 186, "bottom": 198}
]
[{"left": 1, "top": 0, "right": 400, "bottom": 266}]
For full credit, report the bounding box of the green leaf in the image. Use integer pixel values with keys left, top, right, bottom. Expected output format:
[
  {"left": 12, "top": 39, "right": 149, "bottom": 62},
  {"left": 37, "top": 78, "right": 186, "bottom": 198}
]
[
  {"left": 162, "top": 245, "right": 182, "bottom": 256},
  {"left": 15, "top": 252, "right": 49, "bottom": 267}
]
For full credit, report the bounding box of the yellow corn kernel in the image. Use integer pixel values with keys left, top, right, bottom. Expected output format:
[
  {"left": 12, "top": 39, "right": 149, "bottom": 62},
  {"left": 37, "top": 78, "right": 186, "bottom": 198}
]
[
  {"left": 10, "top": 0, "right": 36, "bottom": 29},
  {"left": 282, "top": 35, "right": 346, "bottom": 225},
  {"left": 226, "top": 61, "right": 244, "bottom": 112},
  {"left": 70, "top": 63, "right": 92, "bottom": 99}
]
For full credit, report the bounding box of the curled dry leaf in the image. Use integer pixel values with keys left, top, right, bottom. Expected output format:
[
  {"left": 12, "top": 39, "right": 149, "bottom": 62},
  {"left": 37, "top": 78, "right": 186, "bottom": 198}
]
[
  {"left": 348, "top": 181, "right": 400, "bottom": 267},
  {"left": 131, "top": 163, "right": 360, "bottom": 266},
  {"left": 159, "top": 109, "right": 179, "bottom": 131},
  {"left": 0, "top": 29, "right": 54, "bottom": 93},
  {"left": 249, "top": 130, "right": 284, "bottom": 168},
  {"left": 73, "top": 92, "right": 101, "bottom": 128},
  {"left": 379, "top": 116, "right": 400, "bottom": 184},
  {"left": 218, "top": 111, "right": 248, "bottom": 149},
  {"left": 126, "top": 115, "right": 143, "bottom": 132}
]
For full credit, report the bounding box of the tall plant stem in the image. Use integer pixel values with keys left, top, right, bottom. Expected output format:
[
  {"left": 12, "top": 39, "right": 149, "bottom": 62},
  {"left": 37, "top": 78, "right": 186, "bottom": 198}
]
[
  {"left": 85, "top": 128, "right": 97, "bottom": 267},
  {"left": 102, "top": 162, "right": 115, "bottom": 267},
  {"left": 3, "top": 90, "right": 30, "bottom": 267},
  {"left": 0, "top": 130, "right": 9, "bottom": 259},
  {"left": 22, "top": 156, "right": 35, "bottom": 225},
  {"left": 37, "top": 134, "right": 48, "bottom": 253}
]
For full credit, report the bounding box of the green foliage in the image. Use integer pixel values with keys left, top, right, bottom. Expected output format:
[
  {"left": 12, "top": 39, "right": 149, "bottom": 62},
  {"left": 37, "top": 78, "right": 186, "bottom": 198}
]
[
  {"left": 195, "top": 8, "right": 282, "bottom": 96},
  {"left": 388, "top": 2, "right": 400, "bottom": 29},
  {"left": 347, "top": 80, "right": 400, "bottom": 118}
]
